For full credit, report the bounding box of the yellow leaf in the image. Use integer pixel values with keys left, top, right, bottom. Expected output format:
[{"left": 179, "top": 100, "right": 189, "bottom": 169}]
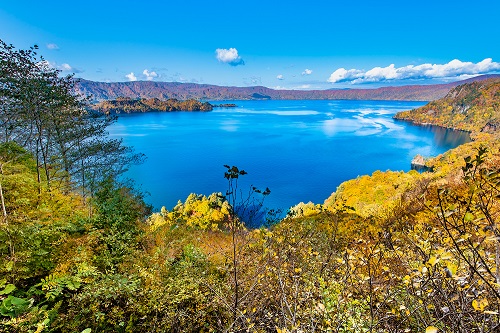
[
  {"left": 472, "top": 298, "right": 489, "bottom": 311},
  {"left": 440, "top": 252, "right": 453, "bottom": 260},
  {"left": 446, "top": 262, "right": 457, "bottom": 277},
  {"left": 427, "top": 256, "right": 439, "bottom": 266},
  {"left": 426, "top": 326, "right": 438, "bottom": 333},
  {"left": 294, "top": 268, "right": 302, "bottom": 273}
]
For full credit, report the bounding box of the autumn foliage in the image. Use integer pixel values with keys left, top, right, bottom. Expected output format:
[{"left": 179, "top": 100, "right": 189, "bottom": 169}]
[{"left": 2, "top": 40, "right": 500, "bottom": 332}]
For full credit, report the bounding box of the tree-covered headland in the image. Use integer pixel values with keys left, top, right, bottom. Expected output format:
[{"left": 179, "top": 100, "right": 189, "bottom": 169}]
[
  {"left": 93, "top": 97, "right": 214, "bottom": 114},
  {"left": 2, "top": 40, "right": 500, "bottom": 332}
]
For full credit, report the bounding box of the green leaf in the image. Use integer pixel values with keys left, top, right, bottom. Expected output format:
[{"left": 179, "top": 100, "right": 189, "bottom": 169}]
[
  {"left": 81, "top": 328, "right": 92, "bottom": 333},
  {"left": 0, "top": 284, "right": 16, "bottom": 295},
  {"left": 0, "top": 295, "right": 31, "bottom": 317},
  {"left": 5, "top": 261, "right": 13, "bottom": 272},
  {"left": 10, "top": 296, "right": 28, "bottom": 306}
]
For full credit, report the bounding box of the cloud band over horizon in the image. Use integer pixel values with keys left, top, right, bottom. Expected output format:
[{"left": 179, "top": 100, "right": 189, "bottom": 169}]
[{"left": 328, "top": 58, "right": 500, "bottom": 84}]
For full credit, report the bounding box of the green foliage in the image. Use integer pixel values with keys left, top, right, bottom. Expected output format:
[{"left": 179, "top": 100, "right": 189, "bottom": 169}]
[
  {"left": 55, "top": 243, "right": 227, "bottom": 332},
  {"left": 93, "top": 177, "right": 151, "bottom": 230},
  {"left": 40, "top": 273, "right": 82, "bottom": 301},
  {"left": 0, "top": 284, "right": 16, "bottom": 296},
  {"left": 89, "top": 177, "right": 151, "bottom": 271},
  {"left": 0, "top": 295, "right": 32, "bottom": 318}
]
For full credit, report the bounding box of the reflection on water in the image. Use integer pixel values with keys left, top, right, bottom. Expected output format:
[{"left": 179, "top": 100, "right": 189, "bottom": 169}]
[
  {"left": 430, "top": 126, "right": 471, "bottom": 148},
  {"left": 109, "top": 100, "right": 470, "bottom": 212},
  {"left": 394, "top": 120, "right": 471, "bottom": 150}
]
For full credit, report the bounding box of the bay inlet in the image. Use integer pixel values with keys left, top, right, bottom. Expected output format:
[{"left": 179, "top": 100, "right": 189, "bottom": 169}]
[{"left": 108, "top": 99, "right": 470, "bottom": 212}]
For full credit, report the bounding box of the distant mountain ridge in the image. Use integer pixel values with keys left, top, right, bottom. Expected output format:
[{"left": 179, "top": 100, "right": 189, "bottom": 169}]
[{"left": 75, "top": 74, "right": 500, "bottom": 102}]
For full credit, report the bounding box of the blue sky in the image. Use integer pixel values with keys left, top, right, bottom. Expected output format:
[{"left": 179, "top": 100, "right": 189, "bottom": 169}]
[{"left": 1, "top": 0, "right": 499, "bottom": 89}]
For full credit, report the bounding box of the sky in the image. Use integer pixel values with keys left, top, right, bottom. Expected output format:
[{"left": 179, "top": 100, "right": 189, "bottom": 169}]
[{"left": 1, "top": 0, "right": 499, "bottom": 90}]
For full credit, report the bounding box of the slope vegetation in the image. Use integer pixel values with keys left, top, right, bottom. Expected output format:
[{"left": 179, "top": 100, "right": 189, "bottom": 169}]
[{"left": 394, "top": 78, "right": 500, "bottom": 134}]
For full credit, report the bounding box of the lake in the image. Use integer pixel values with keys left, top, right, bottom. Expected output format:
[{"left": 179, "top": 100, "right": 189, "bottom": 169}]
[{"left": 108, "top": 99, "right": 470, "bottom": 213}]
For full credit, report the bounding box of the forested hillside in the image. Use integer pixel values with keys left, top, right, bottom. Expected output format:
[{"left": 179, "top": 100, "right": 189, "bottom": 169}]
[
  {"left": 2, "top": 40, "right": 500, "bottom": 332},
  {"left": 395, "top": 78, "right": 500, "bottom": 135}
]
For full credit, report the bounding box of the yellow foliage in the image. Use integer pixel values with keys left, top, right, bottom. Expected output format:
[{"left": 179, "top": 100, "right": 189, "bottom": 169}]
[
  {"left": 472, "top": 298, "right": 489, "bottom": 312},
  {"left": 425, "top": 326, "right": 438, "bottom": 333},
  {"left": 148, "top": 192, "right": 231, "bottom": 231},
  {"left": 324, "top": 170, "right": 421, "bottom": 218},
  {"left": 289, "top": 201, "right": 322, "bottom": 217}
]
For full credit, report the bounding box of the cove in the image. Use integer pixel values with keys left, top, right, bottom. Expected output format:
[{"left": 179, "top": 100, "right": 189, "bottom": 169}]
[{"left": 107, "top": 99, "right": 470, "bottom": 212}]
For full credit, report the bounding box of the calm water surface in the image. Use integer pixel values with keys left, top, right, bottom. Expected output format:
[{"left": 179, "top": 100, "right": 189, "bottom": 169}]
[{"left": 108, "top": 100, "right": 470, "bottom": 212}]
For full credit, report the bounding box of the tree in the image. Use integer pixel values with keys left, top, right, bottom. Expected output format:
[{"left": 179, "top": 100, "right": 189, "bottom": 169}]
[{"left": 0, "top": 39, "right": 143, "bottom": 201}]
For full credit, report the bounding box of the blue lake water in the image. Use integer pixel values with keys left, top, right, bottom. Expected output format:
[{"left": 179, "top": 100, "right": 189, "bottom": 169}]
[{"left": 108, "top": 99, "right": 470, "bottom": 212}]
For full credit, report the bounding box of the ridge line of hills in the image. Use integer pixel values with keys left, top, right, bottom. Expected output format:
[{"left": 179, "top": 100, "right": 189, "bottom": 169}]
[{"left": 76, "top": 74, "right": 500, "bottom": 102}]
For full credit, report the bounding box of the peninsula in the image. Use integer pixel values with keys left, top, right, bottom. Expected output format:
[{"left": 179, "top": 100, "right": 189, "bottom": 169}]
[{"left": 394, "top": 77, "right": 500, "bottom": 136}]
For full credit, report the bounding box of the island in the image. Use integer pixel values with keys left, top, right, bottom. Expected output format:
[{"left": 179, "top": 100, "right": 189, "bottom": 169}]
[
  {"left": 92, "top": 97, "right": 214, "bottom": 114},
  {"left": 92, "top": 97, "right": 238, "bottom": 114}
]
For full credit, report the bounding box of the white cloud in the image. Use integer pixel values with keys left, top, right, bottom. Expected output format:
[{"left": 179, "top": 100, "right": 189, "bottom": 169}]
[
  {"left": 60, "top": 63, "right": 73, "bottom": 71},
  {"left": 46, "top": 43, "right": 59, "bottom": 50},
  {"left": 302, "top": 69, "right": 313, "bottom": 75},
  {"left": 126, "top": 72, "right": 137, "bottom": 81},
  {"left": 328, "top": 68, "right": 363, "bottom": 83},
  {"left": 276, "top": 74, "right": 284, "bottom": 80},
  {"left": 143, "top": 69, "right": 158, "bottom": 81},
  {"left": 215, "top": 48, "right": 245, "bottom": 66},
  {"left": 272, "top": 84, "right": 314, "bottom": 90},
  {"left": 328, "top": 58, "right": 500, "bottom": 84}
]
